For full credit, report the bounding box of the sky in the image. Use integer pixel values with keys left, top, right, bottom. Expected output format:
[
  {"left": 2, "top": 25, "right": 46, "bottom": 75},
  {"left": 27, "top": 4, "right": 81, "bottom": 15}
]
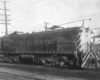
[{"left": 0, "top": 0, "right": 100, "bottom": 36}]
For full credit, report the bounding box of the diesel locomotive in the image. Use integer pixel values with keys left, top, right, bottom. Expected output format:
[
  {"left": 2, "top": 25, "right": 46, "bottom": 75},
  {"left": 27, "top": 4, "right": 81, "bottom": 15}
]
[{"left": 0, "top": 26, "right": 93, "bottom": 68}]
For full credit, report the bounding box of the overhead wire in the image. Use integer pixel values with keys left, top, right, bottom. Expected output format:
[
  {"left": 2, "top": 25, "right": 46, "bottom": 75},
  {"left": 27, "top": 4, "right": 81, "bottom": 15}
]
[
  {"left": 58, "top": 13, "right": 100, "bottom": 22},
  {"left": 20, "top": 0, "right": 98, "bottom": 22},
  {"left": 10, "top": 13, "right": 100, "bottom": 28},
  {"left": 11, "top": 18, "right": 42, "bottom": 25},
  {"left": 10, "top": 0, "right": 31, "bottom": 6},
  {"left": 8, "top": 0, "right": 100, "bottom": 27},
  {"left": 56, "top": 13, "right": 100, "bottom": 26},
  {"left": 10, "top": 0, "right": 80, "bottom": 9},
  {"left": 2, "top": 0, "right": 98, "bottom": 19},
  {"left": 11, "top": 0, "right": 82, "bottom": 14},
  {"left": 10, "top": 0, "right": 72, "bottom": 10},
  {"left": 10, "top": 9, "right": 100, "bottom": 25},
  {"left": 9, "top": 0, "right": 47, "bottom": 9}
]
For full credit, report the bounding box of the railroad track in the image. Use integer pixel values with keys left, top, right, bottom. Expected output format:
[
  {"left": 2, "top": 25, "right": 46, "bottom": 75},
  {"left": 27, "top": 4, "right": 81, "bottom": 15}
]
[{"left": 0, "top": 63, "right": 100, "bottom": 80}]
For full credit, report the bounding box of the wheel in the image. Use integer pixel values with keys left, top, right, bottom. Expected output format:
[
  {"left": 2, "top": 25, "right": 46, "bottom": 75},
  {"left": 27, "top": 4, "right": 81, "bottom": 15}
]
[
  {"left": 68, "top": 58, "right": 77, "bottom": 68},
  {"left": 59, "top": 61, "right": 64, "bottom": 67}
]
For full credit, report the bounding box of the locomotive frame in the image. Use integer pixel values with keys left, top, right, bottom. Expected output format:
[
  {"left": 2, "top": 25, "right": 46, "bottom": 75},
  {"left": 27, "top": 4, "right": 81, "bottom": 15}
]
[{"left": 0, "top": 26, "right": 98, "bottom": 68}]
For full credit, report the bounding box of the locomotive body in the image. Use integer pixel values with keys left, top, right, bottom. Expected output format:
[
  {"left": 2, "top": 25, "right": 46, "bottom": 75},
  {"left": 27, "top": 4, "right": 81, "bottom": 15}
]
[{"left": 0, "top": 26, "right": 91, "bottom": 68}]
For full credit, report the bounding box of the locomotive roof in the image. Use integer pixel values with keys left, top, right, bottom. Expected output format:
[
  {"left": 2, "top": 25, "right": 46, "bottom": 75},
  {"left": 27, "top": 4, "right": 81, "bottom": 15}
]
[
  {"left": 20, "top": 26, "right": 80, "bottom": 35},
  {"left": 2, "top": 26, "right": 82, "bottom": 38}
]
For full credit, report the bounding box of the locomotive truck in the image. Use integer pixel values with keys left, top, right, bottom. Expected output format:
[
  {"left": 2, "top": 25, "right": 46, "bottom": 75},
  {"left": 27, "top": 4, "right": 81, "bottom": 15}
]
[{"left": 0, "top": 26, "right": 96, "bottom": 68}]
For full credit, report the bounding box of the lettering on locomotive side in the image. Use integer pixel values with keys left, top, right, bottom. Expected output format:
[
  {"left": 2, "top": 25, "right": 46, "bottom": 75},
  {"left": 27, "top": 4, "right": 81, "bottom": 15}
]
[
  {"left": 15, "top": 39, "right": 57, "bottom": 52},
  {"left": 33, "top": 39, "right": 56, "bottom": 52}
]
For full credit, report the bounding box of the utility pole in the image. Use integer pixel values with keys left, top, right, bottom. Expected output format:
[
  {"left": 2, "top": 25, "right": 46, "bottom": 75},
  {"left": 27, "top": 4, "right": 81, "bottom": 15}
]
[
  {"left": 0, "top": 0, "right": 10, "bottom": 35},
  {"left": 4, "top": 1, "right": 8, "bottom": 35},
  {"left": 43, "top": 22, "right": 50, "bottom": 31}
]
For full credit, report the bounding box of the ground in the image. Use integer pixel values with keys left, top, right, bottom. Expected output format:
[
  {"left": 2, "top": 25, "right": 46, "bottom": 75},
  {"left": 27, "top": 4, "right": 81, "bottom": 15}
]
[{"left": 0, "top": 63, "right": 99, "bottom": 80}]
